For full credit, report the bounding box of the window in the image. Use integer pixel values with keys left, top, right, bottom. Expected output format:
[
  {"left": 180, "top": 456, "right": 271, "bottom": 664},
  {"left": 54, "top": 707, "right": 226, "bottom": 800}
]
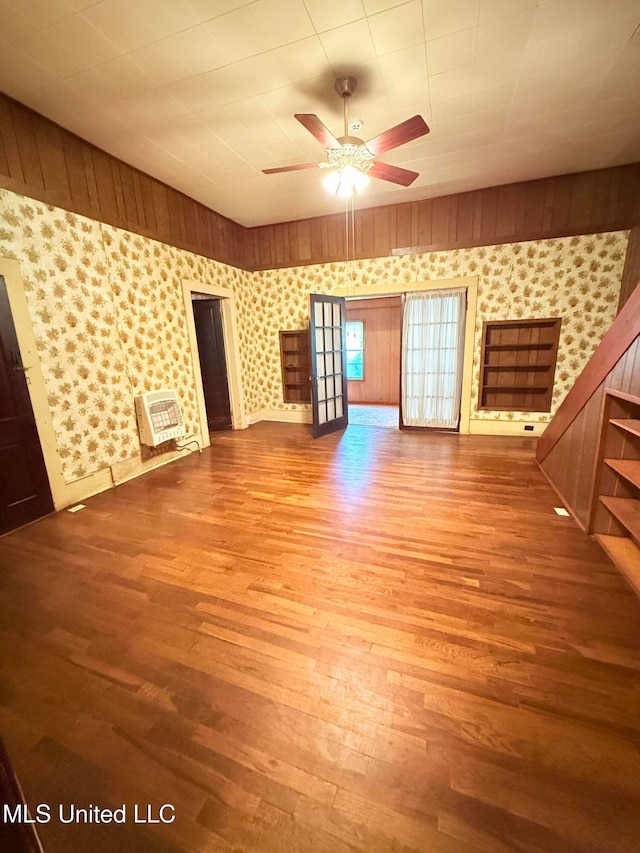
[{"left": 346, "top": 321, "right": 364, "bottom": 380}]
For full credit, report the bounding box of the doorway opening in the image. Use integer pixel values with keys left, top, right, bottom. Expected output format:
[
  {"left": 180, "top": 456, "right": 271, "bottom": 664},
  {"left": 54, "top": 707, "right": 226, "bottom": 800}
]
[
  {"left": 336, "top": 277, "right": 477, "bottom": 434},
  {"left": 191, "top": 294, "right": 232, "bottom": 434},
  {"left": 345, "top": 295, "right": 401, "bottom": 429},
  {"left": 182, "top": 280, "right": 245, "bottom": 446},
  {"left": 0, "top": 274, "right": 54, "bottom": 534},
  {"left": 345, "top": 285, "right": 471, "bottom": 432},
  {"left": 400, "top": 288, "right": 467, "bottom": 431}
]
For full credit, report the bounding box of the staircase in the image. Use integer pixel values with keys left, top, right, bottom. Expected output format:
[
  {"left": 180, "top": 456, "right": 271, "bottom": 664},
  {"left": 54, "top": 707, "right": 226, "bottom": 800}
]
[{"left": 536, "top": 285, "right": 640, "bottom": 599}]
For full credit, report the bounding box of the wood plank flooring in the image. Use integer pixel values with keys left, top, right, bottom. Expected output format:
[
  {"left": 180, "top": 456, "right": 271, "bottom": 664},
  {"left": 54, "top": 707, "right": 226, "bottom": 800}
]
[{"left": 1, "top": 422, "right": 640, "bottom": 852}]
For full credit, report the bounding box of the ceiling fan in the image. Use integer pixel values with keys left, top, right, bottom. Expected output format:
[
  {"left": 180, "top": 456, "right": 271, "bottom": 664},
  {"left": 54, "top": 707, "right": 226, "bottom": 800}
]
[{"left": 262, "top": 76, "right": 430, "bottom": 196}]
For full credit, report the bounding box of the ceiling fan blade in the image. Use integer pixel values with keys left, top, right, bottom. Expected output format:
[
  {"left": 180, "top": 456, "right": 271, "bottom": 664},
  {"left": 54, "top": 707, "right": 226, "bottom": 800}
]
[
  {"left": 364, "top": 115, "right": 430, "bottom": 156},
  {"left": 262, "top": 163, "right": 321, "bottom": 174},
  {"left": 295, "top": 114, "right": 341, "bottom": 149},
  {"left": 368, "top": 162, "right": 419, "bottom": 187}
]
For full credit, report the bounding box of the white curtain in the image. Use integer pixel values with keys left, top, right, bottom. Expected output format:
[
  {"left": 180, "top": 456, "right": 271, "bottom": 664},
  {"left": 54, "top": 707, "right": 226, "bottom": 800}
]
[{"left": 401, "top": 288, "right": 466, "bottom": 429}]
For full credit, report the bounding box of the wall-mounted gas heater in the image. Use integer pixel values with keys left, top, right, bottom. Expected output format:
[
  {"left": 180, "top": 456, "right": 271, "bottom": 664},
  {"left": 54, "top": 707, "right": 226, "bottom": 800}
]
[{"left": 135, "top": 389, "right": 186, "bottom": 447}]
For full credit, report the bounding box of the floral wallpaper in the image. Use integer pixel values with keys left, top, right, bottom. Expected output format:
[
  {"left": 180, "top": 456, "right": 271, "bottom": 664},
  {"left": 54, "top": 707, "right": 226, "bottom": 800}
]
[
  {"left": 253, "top": 232, "right": 628, "bottom": 421},
  {"left": 0, "top": 184, "right": 629, "bottom": 487},
  {"left": 0, "top": 189, "right": 255, "bottom": 482}
]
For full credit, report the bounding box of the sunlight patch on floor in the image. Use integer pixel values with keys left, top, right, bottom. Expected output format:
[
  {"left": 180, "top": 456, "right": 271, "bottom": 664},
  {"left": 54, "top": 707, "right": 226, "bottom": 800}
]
[{"left": 348, "top": 404, "right": 399, "bottom": 428}]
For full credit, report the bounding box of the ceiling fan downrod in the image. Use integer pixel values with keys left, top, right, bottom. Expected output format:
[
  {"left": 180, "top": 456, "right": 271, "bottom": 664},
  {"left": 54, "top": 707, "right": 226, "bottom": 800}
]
[{"left": 335, "top": 75, "right": 357, "bottom": 139}]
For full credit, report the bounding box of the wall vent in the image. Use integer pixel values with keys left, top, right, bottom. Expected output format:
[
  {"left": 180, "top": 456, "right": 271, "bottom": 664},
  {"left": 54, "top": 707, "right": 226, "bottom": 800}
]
[{"left": 135, "top": 389, "right": 185, "bottom": 447}]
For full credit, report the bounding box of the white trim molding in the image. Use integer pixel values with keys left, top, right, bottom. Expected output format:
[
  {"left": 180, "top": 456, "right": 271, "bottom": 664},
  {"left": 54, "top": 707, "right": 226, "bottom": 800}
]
[
  {"left": 469, "top": 419, "right": 548, "bottom": 437},
  {"left": 257, "top": 408, "right": 312, "bottom": 424}
]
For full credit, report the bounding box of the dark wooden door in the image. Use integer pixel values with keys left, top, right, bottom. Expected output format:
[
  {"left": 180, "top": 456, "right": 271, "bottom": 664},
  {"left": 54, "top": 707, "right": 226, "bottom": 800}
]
[
  {"left": 193, "top": 298, "right": 232, "bottom": 431},
  {"left": 0, "top": 276, "right": 53, "bottom": 534},
  {"left": 309, "top": 294, "right": 348, "bottom": 438}
]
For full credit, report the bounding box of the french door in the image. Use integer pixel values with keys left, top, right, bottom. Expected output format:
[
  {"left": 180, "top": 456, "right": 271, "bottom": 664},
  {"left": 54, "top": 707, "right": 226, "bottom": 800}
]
[{"left": 309, "top": 294, "right": 348, "bottom": 438}]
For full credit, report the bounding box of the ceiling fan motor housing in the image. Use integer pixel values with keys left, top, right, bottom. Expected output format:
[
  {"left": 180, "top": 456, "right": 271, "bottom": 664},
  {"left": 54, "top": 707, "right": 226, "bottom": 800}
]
[{"left": 334, "top": 76, "right": 357, "bottom": 99}]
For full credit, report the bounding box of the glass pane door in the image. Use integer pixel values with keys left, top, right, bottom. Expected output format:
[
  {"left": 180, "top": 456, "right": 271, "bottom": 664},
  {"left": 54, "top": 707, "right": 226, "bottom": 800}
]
[{"left": 309, "top": 294, "right": 348, "bottom": 438}]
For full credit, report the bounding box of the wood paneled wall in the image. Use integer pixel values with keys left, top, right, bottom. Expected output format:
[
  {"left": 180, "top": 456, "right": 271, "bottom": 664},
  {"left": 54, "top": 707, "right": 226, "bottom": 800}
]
[
  {"left": 0, "top": 93, "right": 247, "bottom": 269},
  {"left": 2, "top": 91, "right": 640, "bottom": 274},
  {"left": 537, "top": 283, "right": 640, "bottom": 467},
  {"left": 246, "top": 164, "right": 640, "bottom": 270},
  {"left": 346, "top": 296, "right": 401, "bottom": 404},
  {"left": 539, "top": 336, "right": 640, "bottom": 529},
  {"left": 538, "top": 283, "right": 640, "bottom": 528}
]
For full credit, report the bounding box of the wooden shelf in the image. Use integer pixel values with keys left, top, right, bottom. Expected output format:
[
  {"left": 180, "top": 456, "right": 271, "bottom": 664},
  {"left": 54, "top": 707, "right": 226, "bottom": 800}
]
[
  {"left": 599, "top": 496, "right": 640, "bottom": 545},
  {"left": 484, "top": 342, "right": 553, "bottom": 351},
  {"left": 482, "top": 384, "right": 548, "bottom": 392},
  {"left": 478, "top": 318, "right": 561, "bottom": 412},
  {"left": 604, "top": 458, "right": 640, "bottom": 489},
  {"left": 280, "top": 330, "right": 311, "bottom": 404},
  {"left": 611, "top": 418, "right": 640, "bottom": 438},
  {"left": 591, "top": 391, "right": 640, "bottom": 601},
  {"left": 595, "top": 534, "right": 640, "bottom": 597},
  {"left": 483, "top": 364, "right": 551, "bottom": 370}
]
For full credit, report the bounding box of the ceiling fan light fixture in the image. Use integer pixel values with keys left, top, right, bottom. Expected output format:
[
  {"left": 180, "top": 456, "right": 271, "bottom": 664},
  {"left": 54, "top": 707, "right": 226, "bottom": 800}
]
[
  {"left": 322, "top": 170, "right": 341, "bottom": 194},
  {"left": 323, "top": 165, "right": 369, "bottom": 197},
  {"left": 262, "top": 76, "right": 430, "bottom": 193},
  {"left": 351, "top": 167, "right": 370, "bottom": 194}
]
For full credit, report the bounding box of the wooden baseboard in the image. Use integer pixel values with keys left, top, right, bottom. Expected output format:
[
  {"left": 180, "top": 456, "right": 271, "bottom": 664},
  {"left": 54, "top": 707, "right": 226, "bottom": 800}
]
[
  {"left": 250, "top": 408, "right": 312, "bottom": 425},
  {"left": 469, "top": 419, "right": 548, "bottom": 437},
  {"left": 537, "top": 462, "right": 586, "bottom": 531}
]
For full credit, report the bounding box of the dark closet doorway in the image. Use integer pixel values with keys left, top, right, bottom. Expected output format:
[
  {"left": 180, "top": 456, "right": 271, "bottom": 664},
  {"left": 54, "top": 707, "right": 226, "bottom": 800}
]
[
  {"left": 0, "top": 275, "right": 54, "bottom": 534},
  {"left": 192, "top": 297, "right": 232, "bottom": 432}
]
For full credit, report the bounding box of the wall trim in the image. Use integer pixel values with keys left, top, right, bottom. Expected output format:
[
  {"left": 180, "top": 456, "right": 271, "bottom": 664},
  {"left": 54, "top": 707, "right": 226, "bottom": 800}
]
[
  {"left": 469, "top": 419, "right": 548, "bottom": 437},
  {"left": 537, "top": 463, "right": 585, "bottom": 530},
  {"left": 333, "top": 274, "right": 479, "bottom": 299},
  {"left": 63, "top": 447, "right": 199, "bottom": 506},
  {"left": 251, "top": 408, "right": 312, "bottom": 425}
]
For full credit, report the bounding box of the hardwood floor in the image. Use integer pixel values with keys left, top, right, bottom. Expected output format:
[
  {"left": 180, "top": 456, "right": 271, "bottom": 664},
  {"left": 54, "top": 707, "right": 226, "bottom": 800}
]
[
  {"left": 1, "top": 422, "right": 640, "bottom": 853},
  {"left": 348, "top": 404, "right": 399, "bottom": 428}
]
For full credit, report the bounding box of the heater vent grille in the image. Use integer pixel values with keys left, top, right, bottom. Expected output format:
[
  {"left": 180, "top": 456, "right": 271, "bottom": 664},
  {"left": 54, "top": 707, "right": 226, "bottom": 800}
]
[{"left": 135, "top": 389, "right": 186, "bottom": 446}]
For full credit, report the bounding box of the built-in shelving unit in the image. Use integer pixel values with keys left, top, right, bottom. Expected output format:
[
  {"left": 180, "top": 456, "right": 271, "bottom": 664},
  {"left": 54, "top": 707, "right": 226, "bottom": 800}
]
[
  {"left": 478, "top": 318, "right": 562, "bottom": 412},
  {"left": 279, "top": 329, "right": 311, "bottom": 404},
  {"left": 590, "top": 389, "right": 640, "bottom": 598}
]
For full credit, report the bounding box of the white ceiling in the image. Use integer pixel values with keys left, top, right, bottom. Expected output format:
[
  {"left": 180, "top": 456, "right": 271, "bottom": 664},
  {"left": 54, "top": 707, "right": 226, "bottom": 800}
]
[{"left": 1, "top": 0, "right": 639, "bottom": 227}]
